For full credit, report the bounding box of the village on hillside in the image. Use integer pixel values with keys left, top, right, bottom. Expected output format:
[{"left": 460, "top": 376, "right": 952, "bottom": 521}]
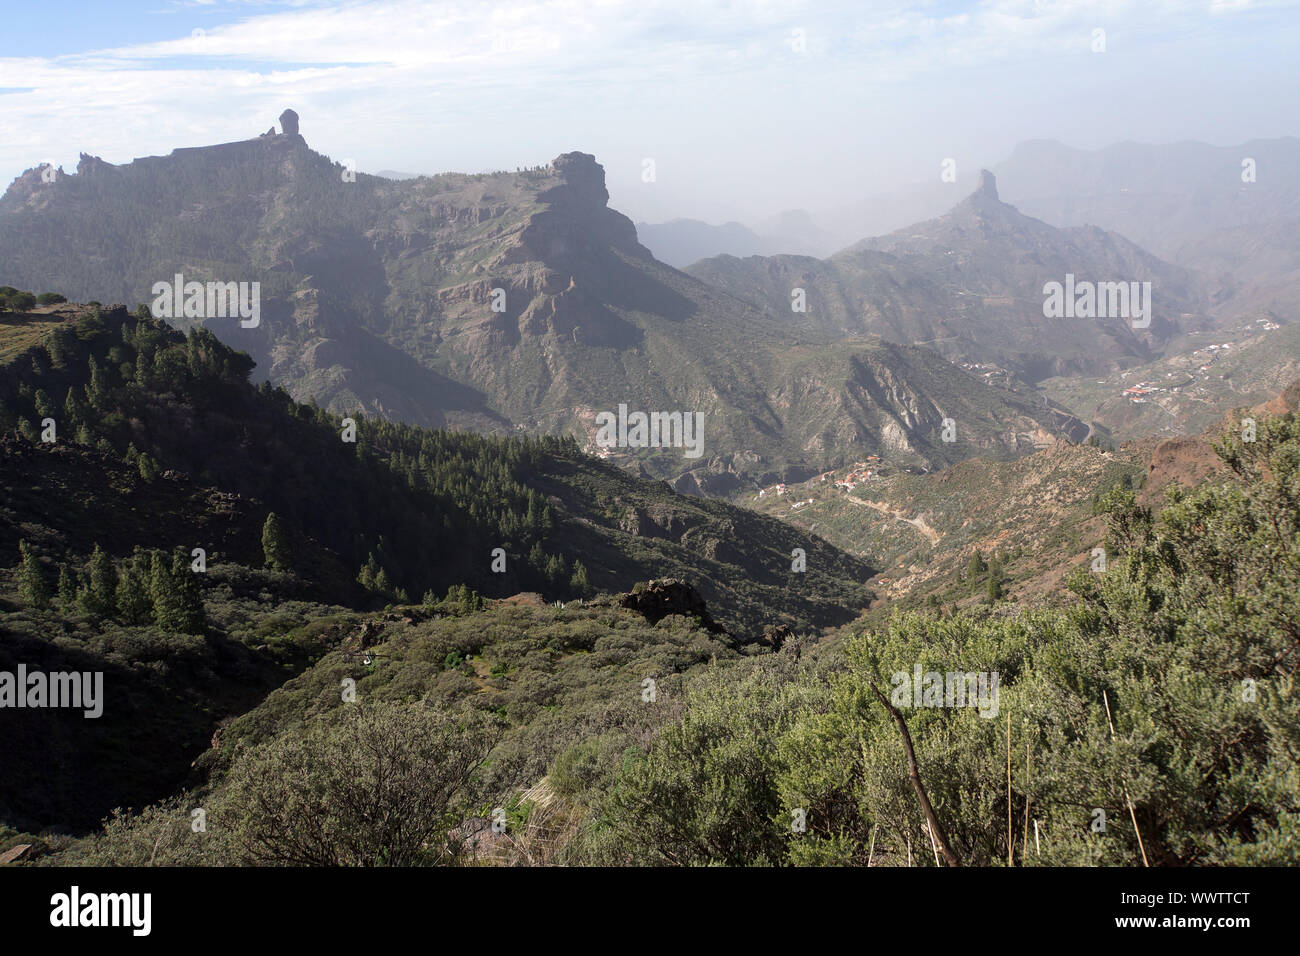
[{"left": 754, "top": 456, "right": 887, "bottom": 506}]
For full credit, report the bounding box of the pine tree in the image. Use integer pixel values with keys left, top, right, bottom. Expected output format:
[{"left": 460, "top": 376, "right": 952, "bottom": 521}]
[
  {"left": 87, "top": 357, "right": 107, "bottom": 407},
  {"left": 87, "top": 544, "right": 118, "bottom": 618},
  {"left": 34, "top": 388, "right": 56, "bottom": 419},
  {"left": 150, "top": 550, "right": 204, "bottom": 633},
  {"left": 261, "top": 512, "right": 292, "bottom": 571},
  {"left": 57, "top": 563, "right": 77, "bottom": 608},
  {"left": 357, "top": 553, "right": 380, "bottom": 591},
  {"left": 63, "top": 385, "right": 86, "bottom": 426},
  {"left": 570, "top": 560, "right": 591, "bottom": 597},
  {"left": 116, "top": 549, "right": 153, "bottom": 625},
  {"left": 169, "top": 550, "right": 205, "bottom": 633},
  {"left": 46, "top": 326, "right": 74, "bottom": 368},
  {"left": 76, "top": 580, "right": 99, "bottom": 618},
  {"left": 149, "top": 551, "right": 170, "bottom": 623},
  {"left": 134, "top": 349, "right": 152, "bottom": 387},
  {"left": 545, "top": 554, "right": 567, "bottom": 588},
  {"left": 17, "top": 540, "right": 49, "bottom": 609}
]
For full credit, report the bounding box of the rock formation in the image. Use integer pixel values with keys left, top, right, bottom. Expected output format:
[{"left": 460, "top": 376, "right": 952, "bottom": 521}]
[{"left": 618, "top": 578, "right": 724, "bottom": 632}]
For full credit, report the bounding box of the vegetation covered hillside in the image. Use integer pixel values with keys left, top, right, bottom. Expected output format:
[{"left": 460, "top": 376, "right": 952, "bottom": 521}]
[
  {"left": 36, "top": 398, "right": 1300, "bottom": 867},
  {"left": 0, "top": 299, "right": 875, "bottom": 835}
]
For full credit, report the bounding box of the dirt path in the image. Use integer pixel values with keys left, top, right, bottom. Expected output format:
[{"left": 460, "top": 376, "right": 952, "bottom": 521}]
[{"left": 842, "top": 495, "right": 941, "bottom": 545}]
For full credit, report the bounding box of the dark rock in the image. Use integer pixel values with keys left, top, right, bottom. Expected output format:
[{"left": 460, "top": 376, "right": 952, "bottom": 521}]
[
  {"left": 546, "top": 151, "right": 609, "bottom": 210},
  {"left": 358, "top": 619, "right": 384, "bottom": 649},
  {"left": 762, "top": 624, "right": 792, "bottom": 652},
  {"left": 279, "top": 109, "right": 300, "bottom": 137},
  {"left": 76, "top": 153, "right": 111, "bottom": 176},
  {"left": 618, "top": 578, "right": 723, "bottom": 633}
]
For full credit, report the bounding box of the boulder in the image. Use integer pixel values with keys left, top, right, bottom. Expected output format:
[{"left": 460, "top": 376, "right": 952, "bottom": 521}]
[
  {"left": 761, "top": 624, "right": 792, "bottom": 652},
  {"left": 618, "top": 578, "right": 723, "bottom": 632}
]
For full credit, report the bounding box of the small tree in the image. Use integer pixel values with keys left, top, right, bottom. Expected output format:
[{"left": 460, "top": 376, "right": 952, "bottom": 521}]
[
  {"left": 8, "top": 291, "right": 36, "bottom": 313},
  {"left": 116, "top": 549, "right": 153, "bottom": 625},
  {"left": 150, "top": 550, "right": 204, "bottom": 633},
  {"left": 87, "top": 544, "right": 118, "bottom": 618},
  {"left": 33, "top": 389, "right": 56, "bottom": 421},
  {"left": 170, "top": 550, "right": 205, "bottom": 633},
  {"left": 47, "top": 326, "right": 76, "bottom": 369},
  {"left": 261, "top": 512, "right": 292, "bottom": 572},
  {"left": 570, "top": 560, "right": 591, "bottom": 598},
  {"left": 57, "top": 563, "right": 77, "bottom": 607},
  {"left": 17, "top": 540, "right": 50, "bottom": 609},
  {"left": 63, "top": 385, "right": 87, "bottom": 425}
]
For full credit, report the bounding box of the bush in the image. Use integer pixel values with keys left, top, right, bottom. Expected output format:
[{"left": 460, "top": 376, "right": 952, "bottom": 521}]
[{"left": 220, "top": 701, "right": 500, "bottom": 865}]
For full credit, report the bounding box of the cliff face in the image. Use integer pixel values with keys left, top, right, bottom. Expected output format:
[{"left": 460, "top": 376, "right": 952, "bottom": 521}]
[{"left": 0, "top": 122, "right": 1084, "bottom": 486}]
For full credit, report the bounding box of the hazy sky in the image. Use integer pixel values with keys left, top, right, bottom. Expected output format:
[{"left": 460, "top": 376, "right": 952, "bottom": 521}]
[{"left": 2, "top": 0, "right": 1297, "bottom": 224}]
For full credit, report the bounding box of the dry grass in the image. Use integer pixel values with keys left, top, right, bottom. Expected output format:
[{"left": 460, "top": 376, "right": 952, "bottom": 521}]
[{"left": 0, "top": 306, "right": 77, "bottom": 365}]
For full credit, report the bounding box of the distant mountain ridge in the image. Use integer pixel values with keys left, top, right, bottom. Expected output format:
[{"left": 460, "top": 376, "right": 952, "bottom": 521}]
[
  {"left": 0, "top": 115, "right": 1086, "bottom": 487},
  {"left": 635, "top": 214, "right": 837, "bottom": 268},
  {"left": 687, "top": 170, "right": 1210, "bottom": 382}
]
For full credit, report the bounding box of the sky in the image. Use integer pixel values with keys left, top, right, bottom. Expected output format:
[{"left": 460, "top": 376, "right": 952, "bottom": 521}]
[{"left": 1, "top": 0, "right": 1297, "bottom": 225}]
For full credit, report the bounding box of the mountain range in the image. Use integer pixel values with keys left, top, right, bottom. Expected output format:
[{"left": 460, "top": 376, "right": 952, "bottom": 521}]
[
  {"left": 641, "top": 138, "right": 1300, "bottom": 329},
  {"left": 687, "top": 170, "right": 1211, "bottom": 382},
  {"left": 0, "top": 116, "right": 1097, "bottom": 489}
]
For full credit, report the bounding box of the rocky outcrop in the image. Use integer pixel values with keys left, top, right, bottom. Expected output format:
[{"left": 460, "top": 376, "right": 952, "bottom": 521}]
[
  {"left": 618, "top": 578, "right": 723, "bottom": 632},
  {"left": 76, "top": 153, "right": 113, "bottom": 177},
  {"left": 543, "top": 152, "right": 610, "bottom": 212},
  {"left": 761, "top": 624, "right": 792, "bottom": 652},
  {"left": 279, "top": 108, "right": 300, "bottom": 137}
]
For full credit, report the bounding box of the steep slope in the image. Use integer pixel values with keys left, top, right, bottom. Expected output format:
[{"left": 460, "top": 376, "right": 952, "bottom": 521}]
[
  {"left": 0, "top": 304, "right": 875, "bottom": 636},
  {"left": 748, "top": 377, "right": 1300, "bottom": 624},
  {"left": 0, "top": 299, "right": 895, "bottom": 833},
  {"left": 688, "top": 172, "right": 1212, "bottom": 382},
  {"left": 0, "top": 118, "right": 1086, "bottom": 485}
]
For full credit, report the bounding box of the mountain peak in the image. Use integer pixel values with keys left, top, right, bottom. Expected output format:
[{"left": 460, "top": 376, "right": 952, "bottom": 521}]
[
  {"left": 974, "top": 168, "right": 998, "bottom": 202},
  {"left": 544, "top": 151, "right": 610, "bottom": 210}
]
